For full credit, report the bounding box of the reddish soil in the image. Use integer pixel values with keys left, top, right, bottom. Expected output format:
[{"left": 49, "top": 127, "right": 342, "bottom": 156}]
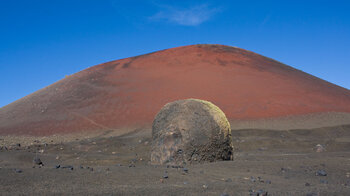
[{"left": 1, "top": 44, "right": 350, "bottom": 135}]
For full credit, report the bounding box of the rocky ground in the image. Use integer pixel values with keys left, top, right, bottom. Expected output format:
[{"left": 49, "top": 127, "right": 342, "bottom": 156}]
[{"left": 1, "top": 124, "right": 350, "bottom": 195}]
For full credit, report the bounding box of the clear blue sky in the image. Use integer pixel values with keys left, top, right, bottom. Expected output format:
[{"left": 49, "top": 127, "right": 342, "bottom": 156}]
[{"left": 1, "top": 0, "right": 350, "bottom": 107}]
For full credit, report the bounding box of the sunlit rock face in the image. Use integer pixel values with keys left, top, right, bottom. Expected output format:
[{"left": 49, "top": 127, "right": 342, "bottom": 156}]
[{"left": 151, "top": 99, "right": 233, "bottom": 165}]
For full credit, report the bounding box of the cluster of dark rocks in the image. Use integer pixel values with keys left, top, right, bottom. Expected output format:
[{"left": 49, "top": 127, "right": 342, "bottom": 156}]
[
  {"left": 250, "top": 176, "right": 271, "bottom": 184},
  {"left": 161, "top": 167, "right": 190, "bottom": 181},
  {"left": 54, "top": 165, "right": 94, "bottom": 171},
  {"left": 0, "top": 144, "right": 23, "bottom": 151},
  {"left": 0, "top": 146, "right": 8, "bottom": 151},
  {"left": 249, "top": 189, "right": 268, "bottom": 196}
]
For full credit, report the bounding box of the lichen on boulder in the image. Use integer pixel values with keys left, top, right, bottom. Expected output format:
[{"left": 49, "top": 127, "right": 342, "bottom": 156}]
[{"left": 151, "top": 99, "right": 233, "bottom": 165}]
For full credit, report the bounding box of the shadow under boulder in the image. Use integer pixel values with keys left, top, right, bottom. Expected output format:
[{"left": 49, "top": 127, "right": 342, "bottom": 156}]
[{"left": 151, "top": 99, "right": 233, "bottom": 165}]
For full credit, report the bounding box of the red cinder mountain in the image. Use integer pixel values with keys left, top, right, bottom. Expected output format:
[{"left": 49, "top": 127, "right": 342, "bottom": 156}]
[{"left": 1, "top": 44, "right": 350, "bottom": 135}]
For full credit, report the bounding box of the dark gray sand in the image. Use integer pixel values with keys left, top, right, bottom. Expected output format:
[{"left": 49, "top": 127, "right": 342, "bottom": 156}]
[{"left": 1, "top": 114, "right": 350, "bottom": 195}]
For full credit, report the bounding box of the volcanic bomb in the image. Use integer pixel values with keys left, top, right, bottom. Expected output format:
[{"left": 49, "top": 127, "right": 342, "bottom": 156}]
[{"left": 151, "top": 99, "right": 233, "bottom": 165}]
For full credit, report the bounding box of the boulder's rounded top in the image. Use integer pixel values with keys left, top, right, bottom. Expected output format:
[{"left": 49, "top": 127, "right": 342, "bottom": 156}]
[{"left": 154, "top": 98, "right": 231, "bottom": 136}]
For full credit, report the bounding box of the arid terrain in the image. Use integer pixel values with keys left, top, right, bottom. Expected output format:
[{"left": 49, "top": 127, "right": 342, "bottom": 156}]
[
  {"left": 1, "top": 113, "right": 350, "bottom": 195},
  {"left": 1, "top": 45, "right": 350, "bottom": 195}
]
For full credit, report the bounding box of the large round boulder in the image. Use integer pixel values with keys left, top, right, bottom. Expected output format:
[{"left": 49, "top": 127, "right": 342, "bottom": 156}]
[{"left": 151, "top": 99, "right": 233, "bottom": 165}]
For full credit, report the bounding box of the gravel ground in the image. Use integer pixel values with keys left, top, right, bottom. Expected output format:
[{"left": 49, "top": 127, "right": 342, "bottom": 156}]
[{"left": 1, "top": 124, "right": 350, "bottom": 195}]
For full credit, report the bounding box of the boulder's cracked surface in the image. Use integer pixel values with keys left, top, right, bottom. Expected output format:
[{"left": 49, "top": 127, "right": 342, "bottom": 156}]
[{"left": 151, "top": 99, "right": 233, "bottom": 165}]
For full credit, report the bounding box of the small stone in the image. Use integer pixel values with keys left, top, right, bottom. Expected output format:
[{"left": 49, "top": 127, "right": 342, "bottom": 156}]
[
  {"left": 90, "top": 168, "right": 94, "bottom": 171},
  {"left": 62, "top": 165, "right": 73, "bottom": 170},
  {"left": 250, "top": 176, "right": 256, "bottom": 182},
  {"left": 256, "top": 189, "right": 268, "bottom": 196},
  {"left": 320, "top": 179, "right": 328, "bottom": 184},
  {"left": 316, "top": 170, "right": 327, "bottom": 176},
  {"left": 202, "top": 184, "right": 208, "bottom": 189},
  {"left": 163, "top": 174, "right": 168, "bottom": 179},
  {"left": 16, "top": 143, "right": 21, "bottom": 147},
  {"left": 171, "top": 165, "right": 183, "bottom": 169},
  {"left": 14, "top": 169, "right": 22, "bottom": 173},
  {"left": 128, "top": 164, "right": 135, "bottom": 168},
  {"left": 33, "top": 157, "right": 43, "bottom": 166},
  {"left": 315, "top": 144, "right": 325, "bottom": 152},
  {"left": 183, "top": 181, "right": 188, "bottom": 185},
  {"left": 249, "top": 189, "right": 268, "bottom": 196},
  {"left": 258, "top": 147, "right": 267, "bottom": 151},
  {"left": 55, "top": 165, "right": 61, "bottom": 169},
  {"left": 305, "top": 182, "right": 310, "bottom": 186},
  {"left": 257, "top": 176, "right": 264, "bottom": 182},
  {"left": 265, "top": 180, "right": 271, "bottom": 184},
  {"left": 183, "top": 168, "right": 189, "bottom": 173},
  {"left": 225, "top": 178, "right": 232, "bottom": 182}
]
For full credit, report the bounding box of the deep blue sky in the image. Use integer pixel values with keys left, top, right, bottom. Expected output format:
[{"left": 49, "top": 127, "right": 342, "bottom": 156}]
[{"left": 1, "top": 0, "right": 350, "bottom": 107}]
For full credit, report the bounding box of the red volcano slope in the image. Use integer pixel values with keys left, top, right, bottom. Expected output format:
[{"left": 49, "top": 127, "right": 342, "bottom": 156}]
[{"left": 1, "top": 44, "right": 350, "bottom": 135}]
